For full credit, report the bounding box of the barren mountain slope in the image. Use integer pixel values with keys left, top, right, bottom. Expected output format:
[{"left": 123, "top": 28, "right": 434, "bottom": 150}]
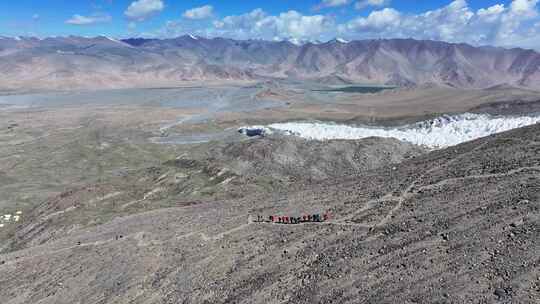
[
  {"left": 204, "top": 135, "right": 424, "bottom": 181},
  {"left": 0, "top": 123, "right": 538, "bottom": 303},
  {"left": 1, "top": 36, "right": 539, "bottom": 90},
  {"left": 1, "top": 135, "right": 424, "bottom": 252}
]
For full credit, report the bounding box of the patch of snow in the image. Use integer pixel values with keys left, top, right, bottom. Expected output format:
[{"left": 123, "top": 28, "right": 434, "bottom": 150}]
[
  {"left": 336, "top": 38, "right": 349, "bottom": 43},
  {"left": 105, "top": 36, "right": 121, "bottom": 43},
  {"left": 14, "top": 36, "right": 21, "bottom": 41},
  {"left": 104, "top": 36, "right": 134, "bottom": 48},
  {"left": 188, "top": 34, "right": 198, "bottom": 40},
  {"left": 251, "top": 113, "right": 540, "bottom": 149},
  {"left": 288, "top": 38, "right": 303, "bottom": 46}
]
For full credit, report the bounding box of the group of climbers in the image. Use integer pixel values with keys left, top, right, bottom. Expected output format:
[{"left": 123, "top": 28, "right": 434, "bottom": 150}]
[{"left": 255, "top": 213, "right": 329, "bottom": 224}]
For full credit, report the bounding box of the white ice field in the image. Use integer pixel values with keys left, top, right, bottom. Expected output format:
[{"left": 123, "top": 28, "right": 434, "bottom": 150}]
[{"left": 241, "top": 113, "right": 540, "bottom": 149}]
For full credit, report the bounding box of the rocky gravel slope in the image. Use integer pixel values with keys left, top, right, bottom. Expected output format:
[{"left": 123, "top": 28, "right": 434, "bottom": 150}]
[{"left": 0, "top": 124, "right": 539, "bottom": 303}]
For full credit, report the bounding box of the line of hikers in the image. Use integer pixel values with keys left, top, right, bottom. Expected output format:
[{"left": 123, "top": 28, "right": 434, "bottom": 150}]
[{"left": 255, "top": 213, "right": 329, "bottom": 224}]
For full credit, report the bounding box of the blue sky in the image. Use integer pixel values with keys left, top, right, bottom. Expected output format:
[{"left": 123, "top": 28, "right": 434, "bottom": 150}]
[{"left": 1, "top": 1, "right": 540, "bottom": 49}]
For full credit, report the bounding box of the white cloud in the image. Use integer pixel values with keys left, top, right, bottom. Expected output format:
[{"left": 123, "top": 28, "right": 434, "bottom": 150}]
[
  {"left": 346, "top": 8, "right": 400, "bottom": 31},
  {"left": 477, "top": 4, "right": 506, "bottom": 22},
  {"left": 210, "top": 9, "right": 334, "bottom": 42},
  {"left": 65, "top": 14, "right": 112, "bottom": 25},
  {"left": 125, "top": 0, "right": 164, "bottom": 21},
  {"left": 510, "top": 0, "right": 539, "bottom": 17},
  {"left": 341, "top": 0, "right": 540, "bottom": 48},
  {"left": 318, "top": 0, "right": 351, "bottom": 8},
  {"left": 496, "top": 0, "right": 539, "bottom": 47},
  {"left": 355, "top": 0, "right": 391, "bottom": 10},
  {"left": 268, "top": 11, "right": 333, "bottom": 40},
  {"left": 183, "top": 5, "right": 214, "bottom": 19},
  {"left": 217, "top": 8, "right": 267, "bottom": 30}
]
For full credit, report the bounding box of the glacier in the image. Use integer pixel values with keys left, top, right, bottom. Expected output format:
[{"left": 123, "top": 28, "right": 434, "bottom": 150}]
[{"left": 246, "top": 113, "right": 540, "bottom": 149}]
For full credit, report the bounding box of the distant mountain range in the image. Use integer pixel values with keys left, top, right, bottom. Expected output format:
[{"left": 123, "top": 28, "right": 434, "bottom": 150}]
[{"left": 1, "top": 35, "right": 539, "bottom": 90}]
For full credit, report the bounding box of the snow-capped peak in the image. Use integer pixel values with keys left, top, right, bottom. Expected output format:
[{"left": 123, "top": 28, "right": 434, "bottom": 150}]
[
  {"left": 288, "top": 38, "right": 303, "bottom": 46},
  {"left": 105, "top": 36, "right": 121, "bottom": 43},
  {"left": 188, "top": 34, "right": 198, "bottom": 40},
  {"left": 99, "top": 36, "right": 134, "bottom": 48}
]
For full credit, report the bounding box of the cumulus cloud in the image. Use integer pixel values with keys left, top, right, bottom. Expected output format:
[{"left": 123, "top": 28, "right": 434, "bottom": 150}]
[
  {"left": 65, "top": 14, "right": 112, "bottom": 25},
  {"left": 341, "top": 0, "right": 540, "bottom": 48},
  {"left": 211, "top": 9, "right": 334, "bottom": 42},
  {"left": 496, "top": 0, "right": 539, "bottom": 46},
  {"left": 355, "top": 0, "right": 391, "bottom": 10},
  {"left": 477, "top": 4, "right": 506, "bottom": 22},
  {"left": 183, "top": 5, "right": 214, "bottom": 19},
  {"left": 510, "top": 0, "right": 539, "bottom": 17},
  {"left": 125, "top": 0, "right": 164, "bottom": 21},
  {"left": 345, "top": 7, "right": 400, "bottom": 31}
]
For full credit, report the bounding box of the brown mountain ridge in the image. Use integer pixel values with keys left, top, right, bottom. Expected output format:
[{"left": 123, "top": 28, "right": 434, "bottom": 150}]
[{"left": 1, "top": 36, "right": 539, "bottom": 90}]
